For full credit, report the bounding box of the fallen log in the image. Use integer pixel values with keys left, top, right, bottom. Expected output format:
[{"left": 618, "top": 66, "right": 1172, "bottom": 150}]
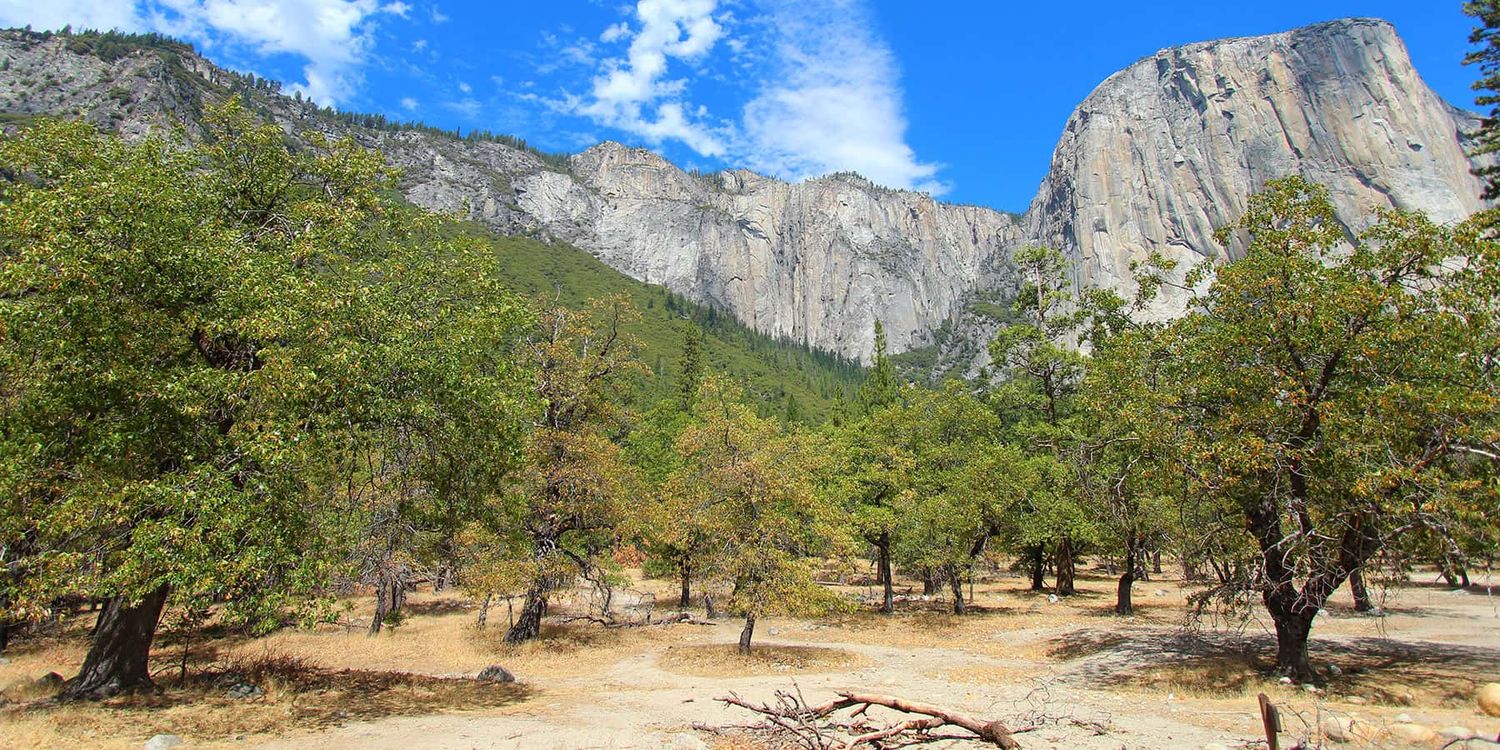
[{"left": 719, "top": 688, "right": 1022, "bottom": 748}]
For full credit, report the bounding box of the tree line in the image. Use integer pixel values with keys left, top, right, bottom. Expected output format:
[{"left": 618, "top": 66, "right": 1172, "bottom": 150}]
[{"left": 3, "top": 64, "right": 1499, "bottom": 700}]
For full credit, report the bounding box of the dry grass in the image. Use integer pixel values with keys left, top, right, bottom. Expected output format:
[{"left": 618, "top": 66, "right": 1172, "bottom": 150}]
[
  {"left": 1, "top": 568, "right": 1495, "bottom": 748},
  {"left": 0, "top": 652, "right": 530, "bottom": 750},
  {"left": 657, "top": 644, "right": 864, "bottom": 678},
  {"left": 935, "top": 663, "right": 1039, "bottom": 686}
]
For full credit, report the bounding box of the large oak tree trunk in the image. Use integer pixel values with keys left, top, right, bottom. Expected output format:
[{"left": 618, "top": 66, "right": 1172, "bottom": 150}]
[
  {"left": 1116, "top": 537, "right": 1138, "bottom": 616},
  {"left": 1349, "top": 569, "right": 1373, "bottom": 612},
  {"left": 62, "top": 585, "right": 169, "bottom": 701},
  {"left": 738, "top": 613, "right": 756, "bottom": 655},
  {"left": 1027, "top": 544, "right": 1046, "bottom": 591},
  {"left": 877, "top": 533, "right": 894, "bottom": 614},
  {"left": 948, "top": 569, "right": 966, "bottom": 615},
  {"left": 1054, "top": 537, "right": 1076, "bottom": 596},
  {"left": 368, "top": 569, "right": 408, "bottom": 635},
  {"left": 1270, "top": 606, "right": 1317, "bottom": 683},
  {"left": 505, "top": 583, "right": 548, "bottom": 643}
]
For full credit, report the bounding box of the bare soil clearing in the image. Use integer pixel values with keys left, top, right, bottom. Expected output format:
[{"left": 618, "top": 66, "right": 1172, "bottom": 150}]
[{"left": 2, "top": 567, "right": 1497, "bottom": 749}]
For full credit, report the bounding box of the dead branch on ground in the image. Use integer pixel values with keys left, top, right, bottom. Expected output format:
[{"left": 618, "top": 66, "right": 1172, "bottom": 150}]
[{"left": 715, "top": 687, "right": 1024, "bottom": 748}]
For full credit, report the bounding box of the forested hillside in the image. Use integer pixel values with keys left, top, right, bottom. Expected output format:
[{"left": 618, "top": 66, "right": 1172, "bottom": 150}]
[{"left": 472, "top": 226, "right": 865, "bottom": 423}]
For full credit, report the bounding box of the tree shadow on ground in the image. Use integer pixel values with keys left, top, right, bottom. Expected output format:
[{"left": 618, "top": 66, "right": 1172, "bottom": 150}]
[
  {"left": 1044, "top": 627, "right": 1500, "bottom": 706},
  {"left": 406, "top": 598, "right": 474, "bottom": 617},
  {"left": 1, "top": 651, "right": 531, "bottom": 743}
]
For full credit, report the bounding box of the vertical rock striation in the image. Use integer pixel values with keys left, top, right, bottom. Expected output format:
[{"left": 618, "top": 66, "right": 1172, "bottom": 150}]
[
  {"left": 1028, "top": 18, "right": 1488, "bottom": 314},
  {"left": 0, "top": 18, "right": 1487, "bottom": 364}
]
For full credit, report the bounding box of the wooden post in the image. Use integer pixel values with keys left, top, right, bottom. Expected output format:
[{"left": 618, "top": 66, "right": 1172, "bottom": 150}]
[{"left": 1258, "top": 693, "right": 1281, "bottom": 750}]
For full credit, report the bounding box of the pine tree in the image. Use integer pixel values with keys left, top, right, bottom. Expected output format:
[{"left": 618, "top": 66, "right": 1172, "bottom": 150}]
[
  {"left": 1465, "top": 1, "right": 1500, "bottom": 198},
  {"left": 678, "top": 321, "right": 704, "bottom": 410},
  {"left": 857, "top": 321, "right": 898, "bottom": 414}
]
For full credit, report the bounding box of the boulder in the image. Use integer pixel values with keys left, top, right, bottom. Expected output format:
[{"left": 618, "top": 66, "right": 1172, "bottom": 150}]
[
  {"left": 226, "top": 683, "right": 263, "bottom": 700},
  {"left": 1478, "top": 682, "right": 1500, "bottom": 717},
  {"left": 1385, "top": 723, "right": 1439, "bottom": 745},
  {"left": 144, "top": 735, "right": 183, "bottom": 750},
  {"left": 1440, "top": 726, "right": 1476, "bottom": 741},
  {"left": 1320, "top": 714, "right": 1357, "bottom": 743},
  {"left": 477, "top": 665, "right": 515, "bottom": 684}
]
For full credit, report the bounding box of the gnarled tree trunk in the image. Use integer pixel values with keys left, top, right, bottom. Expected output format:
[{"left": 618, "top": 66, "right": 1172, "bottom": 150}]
[
  {"left": 1349, "top": 569, "right": 1373, "bottom": 612},
  {"left": 505, "top": 582, "right": 548, "bottom": 643},
  {"left": 62, "top": 585, "right": 170, "bottom": 701},
  {"left": 738, "top": 613, "right": 756, "bottom": 655},
  {"left": 948, "top": 568, "right": 966, "bottom": 615},
  {"left": 1027, "top": 544, "right": 1046, "bottom": 591},
  {"left": 1269, "top": 604, "right": 1317, "bottom": 683},
  {"left": 876, "top": 532, "right": 894, "bottom": 614},
  {"left": 1054, "top": 537, "right": 1076, "bottom": 596},
  {"left": 476, "top": 594, "right": 492, "bottom": 628},
  {"left": 1116, "top": 536, "right": 1138, "bottom": 615},
  {"left": 679, "top": 561, "right": 692, "bottom": 609},
  {"left": 369, "top": 566, "right": 408, "bottom": 635}
]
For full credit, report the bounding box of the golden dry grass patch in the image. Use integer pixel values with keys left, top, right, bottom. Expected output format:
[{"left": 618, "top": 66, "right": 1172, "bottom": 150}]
[
  {"left": 658, "top": 644, "right": 865, "bottom": 678},
  {"left": 0, "top": 653, "right": 531, "bottom": 750}
]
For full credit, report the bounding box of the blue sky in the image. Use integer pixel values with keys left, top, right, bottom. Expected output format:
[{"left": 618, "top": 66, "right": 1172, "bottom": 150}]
[{"left": 0, "top": 1, "right": 1482, "bottom": 212}]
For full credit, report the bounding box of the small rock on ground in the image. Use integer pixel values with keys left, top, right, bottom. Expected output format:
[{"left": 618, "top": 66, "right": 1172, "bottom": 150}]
[
  {"left": 1320, "top": 714, "right": 1357, "bottom": 743},
  {"left": 1386, "top": 722, "right": 1439, "bottom": 745},
  {"left": 144, "top": 735, "right": 183, "bottom": 750},
  {"left": 1478, "top": 682, "right": 1500, "bottom": 717},
  {"left": 1440, "top": 726, "right": 1476, "bottom": 740},
  {"left": 477, "top": 665, "right": 515, "bottom": 683}
]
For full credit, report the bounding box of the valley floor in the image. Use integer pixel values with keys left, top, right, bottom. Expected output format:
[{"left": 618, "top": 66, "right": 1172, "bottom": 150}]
[{"left": 3, "top": 566, "right": 1498, "bottom": 749}]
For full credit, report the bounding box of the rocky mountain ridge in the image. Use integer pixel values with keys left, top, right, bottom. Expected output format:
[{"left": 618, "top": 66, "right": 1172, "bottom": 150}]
[{"left": 0, "top": 18, "right": 1487, "bottom": 367}]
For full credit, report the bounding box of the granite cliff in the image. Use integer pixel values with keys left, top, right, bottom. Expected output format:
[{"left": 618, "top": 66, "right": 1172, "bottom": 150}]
[{"left": 0, "top": 18, "right": 1486, "bottom": 366}]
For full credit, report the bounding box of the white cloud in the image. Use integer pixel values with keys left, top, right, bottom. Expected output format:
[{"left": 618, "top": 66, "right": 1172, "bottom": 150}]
[
  {"left": 428, "top": 4, "right": 446, "bottom": 23},
  {"left": 739, "top": 0, "right": 945, "bottom": 194},
  {"left": 0, "top": 2, "right": 400, "bottom": 106},
  {"left": 563, "top": 0, "right": 943, "bottom": 194},
  {"left": 140, "top": 0, "right": 407, "bottom": 107},
  {"left": 599, "top": 21, "right": 628, "bottom": 43},
  {"left": 571, "top": 0, "right": 727, "bottom": 156},
  {"left": 0, "top": 0, "right": 144, "bottom": 32},
  {"left": 400, "top": 95, "right": 417, "bottom": 110},
  {"left": 445, "top": 98, "right": 480, "bottom": 118},
  {"left": 457, "top": 81, "right": 470, "bottom": 93}
]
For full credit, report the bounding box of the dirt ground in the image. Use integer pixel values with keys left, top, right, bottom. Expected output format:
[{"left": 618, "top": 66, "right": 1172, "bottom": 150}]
[{"left": 2, "top": 563, "right": 1498, "bottom": 750}]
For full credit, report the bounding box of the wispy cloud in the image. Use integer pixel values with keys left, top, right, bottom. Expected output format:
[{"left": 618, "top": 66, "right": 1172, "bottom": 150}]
[
  {"left": 0, "top": 0, "right": 412, "bottom": 107},
  {"left": 739, "top": 0, "right": 945, "bottom": 194},
  {"left": 0, "top": 0, "right": 144, "bottom": 33},
  {"left": 569, "top": 0, "right": 728, "bottom": 157},
  {"left": 559, "top": 0, "right": 944, "bottom": 194}
]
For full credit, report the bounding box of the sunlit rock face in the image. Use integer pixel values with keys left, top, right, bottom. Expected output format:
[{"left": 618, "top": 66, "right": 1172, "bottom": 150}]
[
  {"left": 0, "top": 17, "right": 1486, "bottom": 365},
  {"left": 1027, "top": 18, "right": 1489, "bottom": 315}
]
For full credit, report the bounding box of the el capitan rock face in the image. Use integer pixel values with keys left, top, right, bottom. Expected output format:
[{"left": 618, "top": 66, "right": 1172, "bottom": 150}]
[
  {"left": 0, "top": 18, "right": 1486, "bottom": 365},
  {"left": 1028, "top": 18, "right": 1489, "bottom": 315}
]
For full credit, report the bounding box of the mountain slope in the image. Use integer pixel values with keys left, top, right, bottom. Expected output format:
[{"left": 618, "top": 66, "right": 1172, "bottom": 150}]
[
  {"left": 476, "top": 229, "right": 865, "bottom": 423},
  {"left": 0, "top": 19, "right": 1488, "bottom": 371}
]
